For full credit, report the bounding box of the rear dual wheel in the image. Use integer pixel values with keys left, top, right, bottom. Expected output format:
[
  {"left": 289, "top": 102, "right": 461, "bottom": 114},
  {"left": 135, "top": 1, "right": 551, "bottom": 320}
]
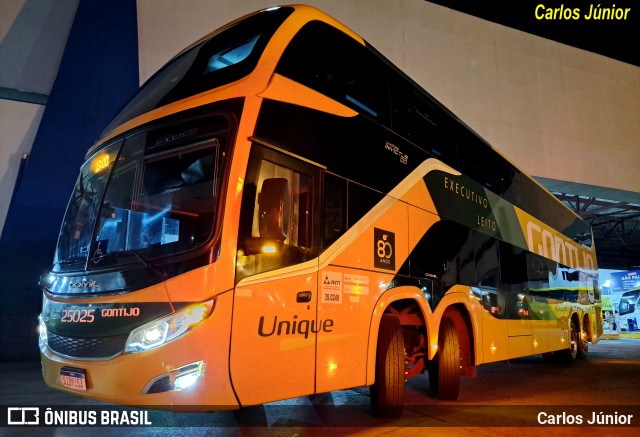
[
  {"left": 577, "top": 319, "right": 589, "bottom": 359},
  {"left": 564, "top": 320, "right": 579, "bottom": 362},
  {"left": 370, "top": 315, "right": 405, "bottom": 418},
  {"left": 544, "top": 320, "right": 588, "bottom": 362},
  {"left": 428, "top": 316, "right": 461, "bottom": 400}
]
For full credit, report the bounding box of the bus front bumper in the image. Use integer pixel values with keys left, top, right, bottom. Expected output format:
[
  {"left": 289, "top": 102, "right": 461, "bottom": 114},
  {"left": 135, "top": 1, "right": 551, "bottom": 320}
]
[{"left": 40, "top": 292, "right": 238, "bottom": 412}]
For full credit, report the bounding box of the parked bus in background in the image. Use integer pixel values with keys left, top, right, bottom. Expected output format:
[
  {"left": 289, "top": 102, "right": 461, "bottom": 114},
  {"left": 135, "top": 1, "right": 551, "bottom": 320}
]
[
  {"left": 619, "top": 288, "right": 640, "bottom": 331},
  {"left": 38, "top": 4, "right": 602, "bottom": 417}
]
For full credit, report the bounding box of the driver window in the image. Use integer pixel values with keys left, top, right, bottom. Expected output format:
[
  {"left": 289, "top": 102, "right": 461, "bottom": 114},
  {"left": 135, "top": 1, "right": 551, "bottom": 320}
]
[{"left": 236, "top": 153, "right": 316, "bottom": 282}]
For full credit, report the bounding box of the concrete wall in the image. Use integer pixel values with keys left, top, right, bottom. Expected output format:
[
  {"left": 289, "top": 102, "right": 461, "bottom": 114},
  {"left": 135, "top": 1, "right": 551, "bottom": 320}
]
[
  {"left": 0, "top": 101, "right": 43, "bottom": 233},
  {"left": 0, "top": 0, "right": 139, "bottom": 361},
  {"left": 0, "top": 0, "right": 78, "bottom": 236},
  {"left": 137, "top": 0, "right": 640, "bottom": 194}
]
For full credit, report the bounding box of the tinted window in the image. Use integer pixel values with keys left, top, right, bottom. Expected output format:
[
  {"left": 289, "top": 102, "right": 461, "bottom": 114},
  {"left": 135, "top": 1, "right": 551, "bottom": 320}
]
[
  {"left": 527, "top": 252, "right": 557, "bottom": 294},
  {"left": 54, "top": 109, "right": 233, "bottom": 274},
  {"left": 455, "top": 122, "right": 512, "bottom": 194},
  {"left": 499, "top": 241, "right": 529, "bottom": 318},
  {"left": 408, "top": 220, "right": 475, "bottom": 287},
  {"left": 445, "top": 226, "right": 475, "bottom": 287},
  {"left": 500, "top": 241, "right": 528, "bottom": 291},
  {"left": 89, "top": 117, "right": 229, "bottom": 269},
  {"left": 102, "top": 7, "right": 293, "bottom": 137},
  {"left": 389, "top": 70, "right": 457, "bottom": 167},
  {"left": 455, "top": 122, "right": 593, "bottom": 247},
  {"left": 255, "top": 100, "right": 420, "bottom": 196},
  {"left": 53, "top": 141, "right": 122, "bottom": 270},
  {"left": 236, "top": 145, "right": 319, "bottom": 281},
  {"left": 474, "top": 232, "right": 501, "bottom": 289},
  {"left": 348, "top": 182, "right": 384, "bottom": 228},
  {"left": 323, "top": 173, "right": 347, "bottom": 248},
  {"left": 276, "top": 20, "right": 390, "bottom": 124}
]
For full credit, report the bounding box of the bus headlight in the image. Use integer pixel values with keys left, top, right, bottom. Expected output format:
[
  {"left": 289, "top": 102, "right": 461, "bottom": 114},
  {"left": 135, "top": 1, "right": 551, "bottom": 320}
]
[
  {"left": 124, "top": 300, "right": 214, "bottom": 353},
  {"left": 38, "top": 315, "right": 48, "bottom": 353}
]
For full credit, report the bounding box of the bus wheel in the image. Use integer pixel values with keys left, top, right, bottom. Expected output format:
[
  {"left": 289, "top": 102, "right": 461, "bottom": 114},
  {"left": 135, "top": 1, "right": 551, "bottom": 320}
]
[
  {"left": 370, "top": 314, "right": 405, "bottom": 418},
  {"left": 561, "top": 320, "right": 579, "bottom": 362},
  {"left": 428, "top": 316, "right": 461, "bottom": 400},
  {"left": 577, "top": 322, "right": 588, "bottom": 360}
]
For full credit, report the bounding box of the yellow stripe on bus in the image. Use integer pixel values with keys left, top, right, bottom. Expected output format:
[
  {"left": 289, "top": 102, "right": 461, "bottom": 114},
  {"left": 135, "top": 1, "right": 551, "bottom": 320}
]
[
  {"left": 514, "top": 207, "right": 597, "bottom": 272},
  {"left": 259, "top": 74, "right": 358, "bottom": 117}
]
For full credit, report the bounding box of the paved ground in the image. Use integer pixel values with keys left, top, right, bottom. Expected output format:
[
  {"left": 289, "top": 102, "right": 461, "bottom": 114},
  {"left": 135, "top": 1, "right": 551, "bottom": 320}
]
[{"left": 1, "top": 338, "right": 639, "bottom": 436}]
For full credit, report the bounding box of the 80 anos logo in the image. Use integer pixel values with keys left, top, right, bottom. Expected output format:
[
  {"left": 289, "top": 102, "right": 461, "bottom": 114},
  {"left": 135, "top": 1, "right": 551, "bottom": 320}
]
[{"left": 374, "top": 228, "right": 395, "bottom": 270}]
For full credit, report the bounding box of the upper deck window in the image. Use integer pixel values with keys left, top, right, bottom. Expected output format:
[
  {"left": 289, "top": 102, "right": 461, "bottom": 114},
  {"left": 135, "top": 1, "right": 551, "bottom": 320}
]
[
  {"left": 101, "top": 7, "right": 293, "bottom": 138},
  {"left": 205, "top": 35, "right": 259, "bottom": 73},
  {"left": 276, "top": 20, "right": 390, "bottom": 125}
]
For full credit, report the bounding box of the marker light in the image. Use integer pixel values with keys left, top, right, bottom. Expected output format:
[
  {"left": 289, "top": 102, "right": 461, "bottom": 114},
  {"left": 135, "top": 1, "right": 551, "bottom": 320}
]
[{"left": 125, "top": 300, "right": 214, "bottom": 353}]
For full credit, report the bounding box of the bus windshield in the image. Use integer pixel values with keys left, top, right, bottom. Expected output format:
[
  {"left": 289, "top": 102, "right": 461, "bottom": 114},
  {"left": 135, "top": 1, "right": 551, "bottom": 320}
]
[
  {"left": 100, "top": 6, "right": 293, "bottom": 138},
  {"left": 53, "top": 113, "right": 231, "bottom": 273}
]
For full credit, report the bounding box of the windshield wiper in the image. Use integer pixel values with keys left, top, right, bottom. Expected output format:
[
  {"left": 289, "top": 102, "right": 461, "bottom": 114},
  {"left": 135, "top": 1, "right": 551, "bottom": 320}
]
[
  {"left": 129, "top": 249, "right": 168, "bottom": 280},
  {"left": 94, "top": 249, "right": 168, "bottom": 280}
]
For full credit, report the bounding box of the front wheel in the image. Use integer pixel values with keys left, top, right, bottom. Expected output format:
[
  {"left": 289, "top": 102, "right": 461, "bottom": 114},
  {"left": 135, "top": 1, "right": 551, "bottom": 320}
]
[
  {"left": 370, "top": 315, "right": 406, "bottom": 418},
  {"left": 428, "top": 316, "right": 461, "bottom": 400}
]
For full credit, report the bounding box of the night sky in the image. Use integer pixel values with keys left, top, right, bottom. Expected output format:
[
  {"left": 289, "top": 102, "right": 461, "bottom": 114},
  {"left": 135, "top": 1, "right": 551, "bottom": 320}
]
[{"left": 426, "top": 0, "right": 639, "bottom": 67}]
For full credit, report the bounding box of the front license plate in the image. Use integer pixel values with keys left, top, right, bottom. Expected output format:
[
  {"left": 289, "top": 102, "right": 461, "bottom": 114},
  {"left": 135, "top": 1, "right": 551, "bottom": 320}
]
[{"left": 60, "top": 367, "right": 87, "bottom": 391}]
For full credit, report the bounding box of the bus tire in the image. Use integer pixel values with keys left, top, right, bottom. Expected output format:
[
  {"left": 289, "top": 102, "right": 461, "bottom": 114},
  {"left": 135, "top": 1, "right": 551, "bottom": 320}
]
[
  {"left": 429, "top": 316, "right": 461, "bottom": 400},
  {"left": 577, "top": 321, "right": 588, "bottom": 360},
  {"left": 370, "top": 314, "right": 405, "bottom": 418},
  {"left": 561, "top": 320, "right": 579, "bottom": 362}
]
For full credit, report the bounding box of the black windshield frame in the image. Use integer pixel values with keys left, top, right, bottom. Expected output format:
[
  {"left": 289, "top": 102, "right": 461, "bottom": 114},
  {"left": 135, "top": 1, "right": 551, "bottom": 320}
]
[{"left": 53, "top": 101, "right": 242, "bottom": 275}]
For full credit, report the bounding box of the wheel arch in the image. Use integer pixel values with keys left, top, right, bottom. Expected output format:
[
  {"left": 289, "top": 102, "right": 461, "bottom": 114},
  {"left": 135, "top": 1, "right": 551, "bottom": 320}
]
[
  {"left": 365, "top": 286, "right": 431, "bottom": 386},
  {"left": 365, "top": 286, "right": 478, "bottom": 385}
]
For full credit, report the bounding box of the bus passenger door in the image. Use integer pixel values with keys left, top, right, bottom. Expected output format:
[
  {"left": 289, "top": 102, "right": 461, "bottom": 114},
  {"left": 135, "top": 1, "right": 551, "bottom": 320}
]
[
  {"left": 230, "top": 144, "right": 321, "bottom": 406},
  {"left": 231, "top": 271, "right": 318, "bottom": 406}
]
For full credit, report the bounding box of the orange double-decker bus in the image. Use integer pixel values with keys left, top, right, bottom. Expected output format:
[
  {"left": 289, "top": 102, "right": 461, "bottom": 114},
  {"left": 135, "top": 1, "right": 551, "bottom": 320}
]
[{"left": 39, "top": 5, "right": 601, "bottom": 417}]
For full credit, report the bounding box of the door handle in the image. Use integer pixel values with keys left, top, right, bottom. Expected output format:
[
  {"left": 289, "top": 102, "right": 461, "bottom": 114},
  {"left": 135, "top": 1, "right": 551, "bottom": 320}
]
[{"left": 296, "top": 291, "right": 312, "bottom": 303}]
